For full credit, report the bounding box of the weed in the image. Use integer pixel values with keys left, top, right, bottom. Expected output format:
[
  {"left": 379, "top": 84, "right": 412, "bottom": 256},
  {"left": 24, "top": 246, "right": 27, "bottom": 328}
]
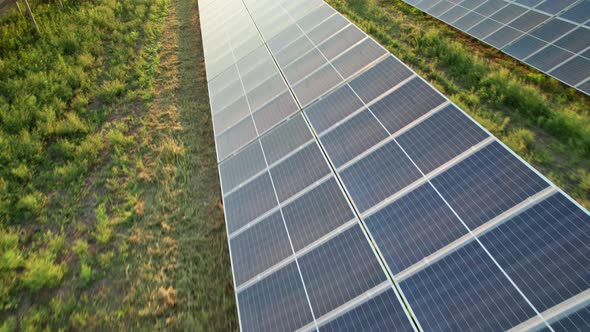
[{"left": 21, "top": 250, "right": 66, "bottom": 292}]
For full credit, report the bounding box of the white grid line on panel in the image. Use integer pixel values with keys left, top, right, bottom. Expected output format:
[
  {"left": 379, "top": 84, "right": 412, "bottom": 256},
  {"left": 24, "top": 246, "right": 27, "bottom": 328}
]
[
  {"left": 335, "top": 100, "right": 450, "bottom": 172},
  {"left": 235, "top": 218, "right": 358, "bottom": 293},
  {"left": 296, "top": 281, "right": 392, "bottom": 332},
  {"left": 283, "top": 5, "right": 560, "bottom": 326},
  {"left": 228, "top": 173, "right": 332, "bottom": 238},
  {"left": 268, "top": 3, "right": 423, "bottom": 331},
  {"left": 360, "top": 136, "right": 495, "bottom": 219},
  {"left": 508, "top": 288, "right": 590, "bottom": 331},
  {"left": 394, "top": 186, "right": 557, "bottom": 282}
]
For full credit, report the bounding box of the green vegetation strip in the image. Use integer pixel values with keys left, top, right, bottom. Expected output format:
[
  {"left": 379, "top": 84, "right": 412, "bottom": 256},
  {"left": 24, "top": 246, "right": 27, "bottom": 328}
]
[
  {"left": 329, "top": 0, "right": 590, "bottom": 209},
  {"left": 0, "top": 0, "right": 235, "bottom": 329}
]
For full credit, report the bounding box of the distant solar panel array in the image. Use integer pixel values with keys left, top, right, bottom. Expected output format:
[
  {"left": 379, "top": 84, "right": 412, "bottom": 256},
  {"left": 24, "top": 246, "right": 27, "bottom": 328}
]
[
  {"left": 403, "top": 0, "right": 590, "bottom": 95},
  {"left": 199, "top": 0, "right": 590, "bottom": 331}
]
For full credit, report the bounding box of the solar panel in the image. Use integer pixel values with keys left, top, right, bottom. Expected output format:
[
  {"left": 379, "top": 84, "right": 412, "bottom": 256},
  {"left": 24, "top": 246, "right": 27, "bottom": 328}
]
[
  {"left": 199, "top": 0, "right": 590, "bottom": 330},
  {"left": 402, "top": 0, "right": 590, "bottom": 95}
]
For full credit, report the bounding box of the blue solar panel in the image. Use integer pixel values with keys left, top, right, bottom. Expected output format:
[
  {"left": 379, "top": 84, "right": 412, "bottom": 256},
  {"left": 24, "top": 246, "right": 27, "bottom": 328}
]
[
  {"left": 224, "top": 172, "right": 277, "bottom": 234},
  {"left": 219, "top": 141, "right": 266, "bottom": 194},
  {"left": 348, "top": 56, "right": 413, "bottom": 103},
  {"left": 431, "top": 141, "right": 549, "bottom": 229},
  {"left": 238, "top": 262, "right": 314, "bottom": 332},
  {"left": 369, "top": 77, "right": 446, "bottom": 134},
  {"left": 298, "top": 225, "right": 388, "bottom": 317},
  {"left": 366, "top": 183, "right": 468, "bottom": 274},
  {"left": 397, "top": 105, "right": 490, "bottom": 174},
  {"left": 320, "top": 109, "right": 388, "bottom": 168},
  {"left": 400, "top": 240, "right": 538, "bottom": 331},
  {"left": 201, "top": 0, "right": 590, "bottom": 330},
  {"left": 403, "top": 0, "right": 590, "bottom": 94},
  {"left": 230, "top": 211, "right": 292, "bottom": 286},
  {"left": 304, "top": 84, "right": 364, "bottom": 134},
  {"left": 340, "top": 139, "right": 423, "bottom": 213},
  {"left": 282, "top": 178, "right": 356, "bottom": 251},
  {"left": 269, "top": 142, "right": 331, "bottom": 202},
  {"left": 479, "top": 193, "right": 590, "bottom": 313},
  {"left": 319, "top": 289, "right": 416, "bottom": 332}
]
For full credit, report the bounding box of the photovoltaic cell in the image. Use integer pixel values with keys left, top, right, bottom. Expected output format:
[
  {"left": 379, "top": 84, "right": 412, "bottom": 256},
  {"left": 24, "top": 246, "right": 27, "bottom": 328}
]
[
  {"left": 317, "top": 25, "right": 366, "bottom": 60},
  {"left": 484, "top": 25, "right": 523, "bottom": 48},
  {"left": 331, "top": 38, "right": 387, "bottom": 79},
  {"left": 269, "top": 143, "right": 331, "bottom": 202},
  {"left": 431, "top": 141, "right": 549, "bottom": 230},
  {"left": 348, "top": 56, "right": 413, "bottom": 104},
  {"left": 490, "top": 4, "right": 527, "bottom": 24},
  {"left": 340, "top": 140, "right": 423, "bottom": 213},
  {"left": 554, "top": 27, "right": 590, "bottom": 54},
  {"left": 224, "top": 172, "right": 277, "bottom": 234},
  {"left": 238, "top": 262, "right": 314, "bottom": 332},
  {"left": 219, "top": 141, "right": 266, "bottom": 194},
  {"left": 247, "top": 74, "right": 288, "bottom": 111},
  {"left": 213, "top": 97, "right": 251, "bottom": 134},
  {"left": 252, "top": 91, "right": 299, "bottom": 134},
  {"left": 559, "top": 1, "right": 590, "bottom": 23},
  {"left": 400, "top": 241, "right": 538, "bottom": 331},
  {"left": 536, "top": 0, "right": 577, "bottom": 15},
  {"left": 267, "top": 24, "right": 305, "bottom": 54},
  {"left": 298, "top": 225, "right": 388, "bottom": 317},
  {"left": 320, "top": 109, "right": 389, "bottom": 168},
  {"left": 275, "top": 37, "right": 315, "bottom": 67},
  {"left": 478, "top": 193, "right": 590, "bottom": 314},
  {"left": 293, "top": 63, "right": 342, "bottom": 106},
  {"left": 307, "top": 13, "right": 349, "bottom": 45},
  {"left": 439, "top": 6, "right": 470, "bottom": 24},
  {"left": 242, "top": 60, "right": 280, "bottom": 93},
  {"left": 284, "top": 48, "right": 328, "bottom": 84},
  {"left": 460, "top": 0, "right": 487, "bottom": 10},
  {"left": 467, "top": 19, "right": 503, "bottom": 39},
  {"left": 230, "top": 211, "right": 292, "bottom": 286},
  {"left": 550, "top": 56, "right": 590, "bottom": 85},
  {"left": 525, "top": 45, "right": 574, "bottom": 71},
  {"left": 397, "top": 105, "right": 489, "bottom": 174},
  {"left": 453, "top": 11, "right": 485, "bottom": 31},
  {"left": 529, "top": 18, "right": 576, "bottom": 43},
  {"left": 304, "top": 84, "right": 364, "bottom": 134},
  {"left": 369, "top": 77, "right": 446, "bottom": 134},
  {"left": 297, "top": 4, "right": 335, "bottom": 33},
  {"left": 509, "top": 11, "right": 550, "bottom": 32},
  {"left": 260, "top": 113, "right": 314, "bottom": 165},
  {"left": 319, "top": 289, "right": 416, "bottom": 332},
  {"left": 282, "top": 178, "right": 356, "bottom": 251},
  {"left": 215, "top": 116, "right": 257, "bottom": 161},
  {"left": 503, "top": 35, "right": 547, "bottom": 59},
  {"left": 366, "top": 183, "right": 468, "bottom": 274},
  {"left": 211, "top": 79, "right": 244, "bottom": 113},
  {"left": 428, "top": 1, "right": 455, "bottom": 17}
]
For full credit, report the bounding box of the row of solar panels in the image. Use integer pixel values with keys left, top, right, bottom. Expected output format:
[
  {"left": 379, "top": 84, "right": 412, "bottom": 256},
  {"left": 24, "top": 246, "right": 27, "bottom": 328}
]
[
  {"left": 199, "top": 0, "right": 590, "bottom": 331},
  {"left": 403, "top": 0, "right": 590, "bottom": 95}
]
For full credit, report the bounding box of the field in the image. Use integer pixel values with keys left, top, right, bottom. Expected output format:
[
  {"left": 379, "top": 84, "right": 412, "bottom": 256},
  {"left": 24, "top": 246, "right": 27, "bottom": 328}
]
[
  {"left": 0, "top": 0, "right": 588, "bottom": 330},
  {"left": 0, "top": 0, "right": 235, "bottom": 329}
]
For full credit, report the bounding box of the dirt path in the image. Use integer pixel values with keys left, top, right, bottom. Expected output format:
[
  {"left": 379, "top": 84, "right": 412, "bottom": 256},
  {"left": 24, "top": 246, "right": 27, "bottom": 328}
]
[{"left": 129, "top": 0, "right": 237, "bottom": 329}]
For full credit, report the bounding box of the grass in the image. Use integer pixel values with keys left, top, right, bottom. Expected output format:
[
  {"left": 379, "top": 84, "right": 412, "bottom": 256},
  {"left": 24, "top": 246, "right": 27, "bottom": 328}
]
[
  {"left": 0, "top": 0, "right": 235, "bottom": 329},
  {"left": 329, "top": 0, "right": 590, "bottom": 209}
]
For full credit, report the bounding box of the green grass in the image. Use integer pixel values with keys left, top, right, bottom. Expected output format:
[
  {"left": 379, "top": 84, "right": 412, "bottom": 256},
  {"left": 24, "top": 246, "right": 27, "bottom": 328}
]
[
  {"left": 1, "top": 0, "right": 235, "bottom": 329},
  {"left": 329, "top": 0, "right": 590, "bottom": 209}
]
